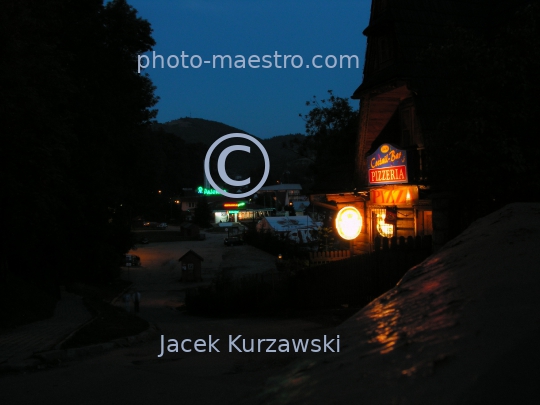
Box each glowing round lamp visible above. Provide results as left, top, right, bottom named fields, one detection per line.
left=336, top=206, right=363, bottom=240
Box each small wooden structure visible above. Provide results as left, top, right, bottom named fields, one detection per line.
left=179, top=250, right=203, bottom=282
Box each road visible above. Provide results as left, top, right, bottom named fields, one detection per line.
left=0, top=232, right=336, bottom=404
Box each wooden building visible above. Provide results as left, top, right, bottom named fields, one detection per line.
left=348, top=0, right=491, bottom=251
left=179, top=250, right=203, bottom=282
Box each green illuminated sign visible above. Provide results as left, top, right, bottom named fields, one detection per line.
left=228, top=210, right=239, bottom=214
left=197, top=186, right=223, bottom=195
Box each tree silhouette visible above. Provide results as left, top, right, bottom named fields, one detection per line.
left=1, top=0, right=158, bottom=289
left=287, top=91, right=359, bottom=192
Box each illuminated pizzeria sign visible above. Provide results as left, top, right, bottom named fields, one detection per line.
left=370, top=186, right=418, bottom=205
left=367, top=144, right=408, bottom=185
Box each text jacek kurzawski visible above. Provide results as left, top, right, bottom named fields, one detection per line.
left=157, top=334, right=340, bottom=357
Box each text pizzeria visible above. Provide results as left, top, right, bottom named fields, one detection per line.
left=369, top=166, right=407, bottom=183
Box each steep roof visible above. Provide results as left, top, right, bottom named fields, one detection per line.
left=256, top=202, right=540, bottom=403
left=353, top=0, right=487, bottom=98
left=178, top=249, right=204, bottom=262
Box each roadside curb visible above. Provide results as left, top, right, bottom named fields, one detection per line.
left=0, top=323, right=160, bottom=374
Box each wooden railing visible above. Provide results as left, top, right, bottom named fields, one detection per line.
left=309, top=250, right=351, bottom=265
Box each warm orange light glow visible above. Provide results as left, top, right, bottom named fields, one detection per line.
left=224, top=203, right=239, bottom=208
left=376, top=213, right=394, bottom=238
left=367, top=300, right=401, bottom=355
left=335, top=206, right=363, bottom=240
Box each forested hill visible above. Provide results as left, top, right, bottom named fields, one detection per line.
left=153, top=117, right=252, bottom=145
left=151, top=117, right=310, bottom=187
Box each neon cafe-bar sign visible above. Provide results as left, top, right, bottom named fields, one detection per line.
left=367, top=144, right=408, bottom=185
left=224, top=202, right=246, bottom=209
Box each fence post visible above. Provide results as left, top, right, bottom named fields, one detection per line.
left=382, top=237, right=389, bottom=251
left=374, top=236, right=381, bottom=252
left=391, top=236, right=398, bottom=251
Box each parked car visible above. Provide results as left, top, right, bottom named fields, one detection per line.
left=224, top=236, right=243, bottom=246
left=156, top=222, right=168, bottom=229
left=124, top=254, right=141, bottom=266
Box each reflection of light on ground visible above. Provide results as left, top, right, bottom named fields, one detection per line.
left=289, top=377, right=306, bottom=386
left=420, top=280, right=440, bottom=293
left=128, top=246, right=170, bottom=267
left=367, top=301, right=401, bottom=354
left=128, top=240, right=225, bottom=273
left=366, top=269, right=462, bottom=356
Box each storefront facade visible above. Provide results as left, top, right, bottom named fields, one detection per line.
left=362, top=143, right=433, bottom=248
left=213, top=201, right=275, bottom=224
left=345, top=0, right=466, bottom=252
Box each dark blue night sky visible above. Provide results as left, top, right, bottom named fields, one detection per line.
left=128, top=0, right=371, bottom=138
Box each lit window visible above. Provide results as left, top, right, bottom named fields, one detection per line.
left=373, top=208, right=394, bottom=238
